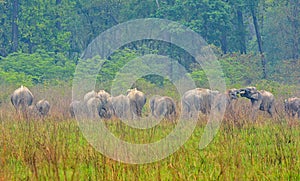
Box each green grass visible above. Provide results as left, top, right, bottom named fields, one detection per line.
left=1, top=116, right=300, bottom=180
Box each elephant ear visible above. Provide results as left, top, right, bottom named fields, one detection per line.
left=251, top=92, right=259, bottom=100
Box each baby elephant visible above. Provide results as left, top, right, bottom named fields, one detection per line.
left=284, top=97, right=300, bottom=119
left=34, top=99, right=50, bottom=117
left=36, top=99, right=50, bottom=116
left=150, top=96, right=176, bottom=121
left=28, top=99, right=50, bottom=119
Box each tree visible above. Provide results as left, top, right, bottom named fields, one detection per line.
left=249, top=0, right=267, bottom=78
left=262, top=0, right=300, bottom=62
left=288, top=0, right=300, bottom=59
left=0, top=1, right=11, bottom=56
left=11, top=0, right=19, bottom=52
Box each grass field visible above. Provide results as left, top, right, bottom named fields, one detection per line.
left=1, top=114, right=300, bottom=180
left=1, top=86, right=300, bottom=180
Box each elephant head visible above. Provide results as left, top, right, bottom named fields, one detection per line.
left=213, top=88, right=240, bottom=113
left=239, top=86, right=275, bottom=119
left=239, top=87, right=260, bottom=100
left=227, top=88, right=239, bottom=100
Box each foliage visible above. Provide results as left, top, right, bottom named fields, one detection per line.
left=0, top=51, right=75, bottom=85
left=0, top=0, right=299, bottom=90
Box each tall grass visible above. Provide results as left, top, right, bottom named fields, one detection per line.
left=1, top=85, right=300, bottom=180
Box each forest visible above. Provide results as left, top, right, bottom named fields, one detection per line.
left=0, top=0, right=299, bottom=89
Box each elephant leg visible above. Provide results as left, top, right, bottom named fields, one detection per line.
left=292, top=111, right=296, bottom=118
left=181, top=101, right=190, bottom=118
left=132, top=103, right=138, bottom=118
left=267, top=106, right=274, bottom=118
left=137, top=105, right=143, bottom=117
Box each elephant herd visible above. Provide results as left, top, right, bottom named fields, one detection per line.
left=70, top=88, right=157, bottom=120
left=8, top=85, right=300, bottom=121
left=10, top=85, right=50, bottom=118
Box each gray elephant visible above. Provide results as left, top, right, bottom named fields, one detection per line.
left=81, top=90, right=98, bottom=117
left=36, top=99, right=50, bottom=117
left=86, top=96, right=103, bottom=119
left=11, top=85, right=34, bottom=115
left=181, top=88, right=219, bottom=117
left=127, top=88, right=146, bottom=118
left=150, top=95, right=176, bottom=120
left=83, top=90, right=98, bottom=103
left=214, top=88, right=240, bottom=112
left=284, top=97, right=300, bottom=119
left=98, top=90, right=110, bottom=102
left=69, top=100, right=83, bottom=118
left=81, top=90, right=112, bottom=119
left=97, top=90, right=112, bottom=118
left=109, top=94, right=132, bottom=120
left=239, top=87, right=275, bottom=119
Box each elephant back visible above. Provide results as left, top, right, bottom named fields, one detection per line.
left=11, top=85, right=34, bottom=110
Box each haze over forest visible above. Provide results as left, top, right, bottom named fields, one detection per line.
left=0, top=0, right=299, bottom=87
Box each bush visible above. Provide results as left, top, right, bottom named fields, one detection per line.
left=0, top=50, right=75, bottom=85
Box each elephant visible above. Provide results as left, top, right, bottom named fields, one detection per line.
left=36, top=99, right=50, bottom=117
left=109, top=94, right=132, bottom=120
left=27, top=99, right=50, bottom=118
left=284, top=97, right=300, bottom=119
left=86, top=96, right=103, bottom=119
left=81, top=90, right=112, bottom=119
left=69, top=100, right=83, bottom=118
left=239, top=87, right=275, bottom=119
left=97, top=90, right=112, bottom=118
left=81, top=90, right=98, bottom=117
left=181, top=88, right=219, bottom=117
left=127, top=88, right=146, bottom=118
left=11, top=85, right=34, bottom=116
left=150, top=95, right=176, bottom=120
left=83, top=90, right=98, bottom=103
left=214, top=88, right=240, bottom=112
left=98, top=90, right=110, bottom=103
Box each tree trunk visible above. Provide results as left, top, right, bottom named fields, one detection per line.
left=11, top=0, right=19, bottom=52
left=289, top=0, right=299, bottom=60
left=56, top=0, right=62, bottom=30
left=220, top=32, right=227, bottom=54
left=251, top=6, right=267, bottom=79
left=156, top=0, right=160, bottom=8
left=237, top=9, right=247, bottom=54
